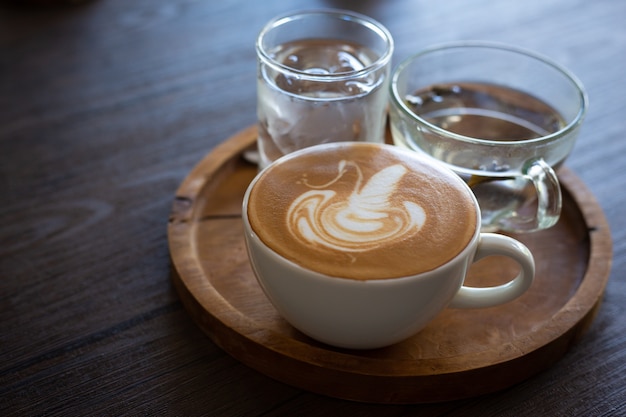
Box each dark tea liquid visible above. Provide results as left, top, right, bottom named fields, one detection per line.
left=404, top=82, right=565, bottom=141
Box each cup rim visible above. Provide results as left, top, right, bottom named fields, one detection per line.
left=389, top=40, right=589, bottom=146
left=242, top=142, right=482, bottom=284
left=256, top=9, right=394, bottom=82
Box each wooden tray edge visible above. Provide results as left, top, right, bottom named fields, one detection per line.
left=167, top=126, right=613, bottom=403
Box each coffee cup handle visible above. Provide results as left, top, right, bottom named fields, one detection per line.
left=448, top=233, right=535, bottom=309
left=499, top=158, right=562, bottom=232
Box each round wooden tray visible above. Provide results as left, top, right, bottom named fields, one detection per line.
left=167, top=125, right=612, bottom=404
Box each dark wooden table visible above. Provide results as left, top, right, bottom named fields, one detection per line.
left=2, top=0, right=624, bottom=415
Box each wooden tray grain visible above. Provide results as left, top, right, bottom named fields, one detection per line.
left=167, top=125, right=612, bottom=404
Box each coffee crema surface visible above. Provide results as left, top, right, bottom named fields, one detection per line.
left=247, top=143, right=477, bottom=280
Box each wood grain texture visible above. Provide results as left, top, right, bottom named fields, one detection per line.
left=168, top=126, right=611, bottom=404
left=1, top=0, right=625, bottom=415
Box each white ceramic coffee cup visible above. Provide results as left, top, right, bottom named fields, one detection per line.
left=242, top=143, right=535, bottom=349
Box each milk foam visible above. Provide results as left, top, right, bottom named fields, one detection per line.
left=286, top=161, right=426, bottom=253
left=247, top=143, right=477, bottom=280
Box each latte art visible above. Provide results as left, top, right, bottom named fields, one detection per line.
left=247, top=142, right=477, bottom=280
left=287, top=162, right=426, bottom=253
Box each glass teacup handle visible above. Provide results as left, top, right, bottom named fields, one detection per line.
left=499, top=158, right=562, bottom=232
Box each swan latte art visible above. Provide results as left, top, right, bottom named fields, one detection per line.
left=247, top=143, right=477, bottom=280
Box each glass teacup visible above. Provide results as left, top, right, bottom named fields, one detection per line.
left=389, top=41, right=588, bottom=232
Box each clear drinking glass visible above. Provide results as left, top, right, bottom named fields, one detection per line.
left=256, top=9, right=394, bottom=169
left=389, top=42, right=588, bottom=232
